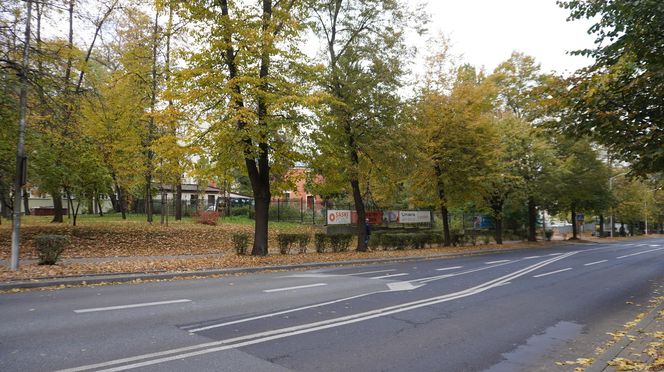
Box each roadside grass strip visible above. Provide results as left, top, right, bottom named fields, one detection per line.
left=57, top=251, right=577, bottom=372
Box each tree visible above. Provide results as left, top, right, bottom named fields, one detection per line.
left=553, top=138, right=611, bottom=239
left=410, top=65, right=497, bottom=246
left=558, top=0, right=664, bottom=176
left=309, top=0, right=426, bottom=251
left=180, top=1, right=312, bottom=255
left=492, top=52, right=552, bottom=241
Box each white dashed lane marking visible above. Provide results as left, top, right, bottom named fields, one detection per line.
left=263, top=283, right=327, bottom=293
left=533, top=268, right=572, bottom=278
left=436, top=266, right=463, bottom=271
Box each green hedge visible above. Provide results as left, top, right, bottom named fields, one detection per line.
left=231, top=232, right=250, bottom=255
left=313, top=233, right=353, bottom=253
left=276, top=233, right=311, bottom=254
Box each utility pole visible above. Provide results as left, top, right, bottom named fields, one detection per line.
left=11, top=0, right=32, bottom=271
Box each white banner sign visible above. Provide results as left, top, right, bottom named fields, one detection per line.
left=398, top=210, right=431, bottom=223
left=327, top=209, right=352, bottom=225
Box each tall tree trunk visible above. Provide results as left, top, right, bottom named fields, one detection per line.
left=22, top=187, right=30, bottom=215
left=434, top=166, right=451, bottom=246
left=441, top=205, right=451, bottom=246
left=494, top=216, right=503, bottom=244
left=527, top=197, right=537, bottom=241
left=571, top=205, right=578, bottom=240
left=598, top=214, right=604, bottom=237
left=175, top=183, right=182, bottom=220
left=351, top=177, right=367, bottom=252
left=51, top=190, right=64, bottom=223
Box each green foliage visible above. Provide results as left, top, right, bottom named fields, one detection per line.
left=328, top=234, right=353, bottom=253
left=314, top=233, right=328, bottom=253
left=276, top=233, right=311, bottom=255
left=34, top=234, right=68, bottom=265
left=558, top=0, right=664, bottom=175
left=231, top=232, right=249, bottom=255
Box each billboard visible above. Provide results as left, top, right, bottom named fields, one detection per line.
left=398, top=211, right=431, bottom=223
left=326, top=209, right=352, bottom=225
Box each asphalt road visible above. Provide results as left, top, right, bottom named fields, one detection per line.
left=1, top=238, right=663, bottom=372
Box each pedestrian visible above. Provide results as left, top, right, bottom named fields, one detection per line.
left=365, top=217, right=371, bottom=246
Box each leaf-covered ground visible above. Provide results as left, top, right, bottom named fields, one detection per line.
left=0, top=218, right=559, bottom=282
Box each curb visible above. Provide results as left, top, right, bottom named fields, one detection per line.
left=585, top=299, right=664, bottom=372
left=0, top=243, right=582, bottom=290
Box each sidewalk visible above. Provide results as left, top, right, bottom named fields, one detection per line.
left=585, top=295, right=664, bottom=372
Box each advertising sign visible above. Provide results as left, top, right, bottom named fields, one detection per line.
left=398, top=211, right=431, bottom=223
left=327, top=209, right=352, bottom=225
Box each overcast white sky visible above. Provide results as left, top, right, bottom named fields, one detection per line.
left=417, top=0, right=597, bottom=75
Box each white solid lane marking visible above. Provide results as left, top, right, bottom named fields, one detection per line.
left=263, top=283, right=327, bottom=293
left=533, top=268, right=572, bottom=278
left=347, top=269, right=396, bottom=276
left=548, top=253, right=563, bottom=256
left=485, top=260, right=510, bottom=264
left=584, top=260, right=608, bottom=266
left=617, top=247, right=664, bottom=259
left=649, top=244, right=660, bottom=247
left=61, top=252, right=579, bottom=372
left=523, top=256, right=541, bottom=260
left=59, top=252, right=578, bottom=372
left=74, top=299, right=191, bottom=314
left=435, top=266, right=463, bottom=271
left=369, top=273, right=409, bottom=280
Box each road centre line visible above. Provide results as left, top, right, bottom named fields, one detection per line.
left=263, top=283, right=327, bottom=293
left=73, top=299, right=191, bottom=314
left=533, top=268, right=572, bottom=278
left=347, top=269, right=396, bottom=276
left=369, top=273, right=409, bottom=280
left=617, top=247, right=664, bottom=259
left=548, top=253, right=563, bottom=256
left=650, top=244, right=661, bottom=247
left=584, top=260, right=608, bottom=266
left=485, top=260, right=510, bottom=264
left=523, top=256, right=541, bottom=260
left=435, top=266, right=463, bottom=271
left=59, top=252, right=578, bottom=372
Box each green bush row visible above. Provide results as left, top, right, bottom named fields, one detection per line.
left=231, top=232, right=250, bottom=254
left=277, top=233, right=311, bottom=254
left=314, top=233, right=353, bottom=253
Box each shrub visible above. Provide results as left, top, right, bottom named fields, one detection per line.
left=231, top=232, right=249, bottom=255
left=544, top=229, right=554, bottom=241
left=277, top=234, right=296, bottom=255
left=315, top=233, right=328, bottom=253
left=35, top=235, right=68, bottom=265
left=296, top=234, right=310, bottom=254
left=194, top=211, right=220, bottom=225
left=468, top=233, right=478, bottom=246
left=229, top=205, right=253, bottom=217
left=329, top=234, right=353, bottom=252
left=482, top=235, right=491, bottom=245
left=368, top=233, right=385, bottom=250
